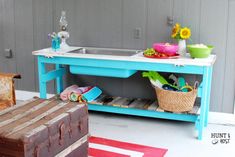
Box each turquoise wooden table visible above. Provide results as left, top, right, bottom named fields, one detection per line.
left=33, top=47, right=216, bottom=140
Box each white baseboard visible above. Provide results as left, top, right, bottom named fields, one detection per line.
left=208, top=112, right=235, bottom=125
left=15, top=90, right=235, bottom=125
left=16, top=90, right=55, bottom=100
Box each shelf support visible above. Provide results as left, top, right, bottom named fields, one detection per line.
left=55, top=64, right=64, bottom=94
left=38, top=56, right=47, bottom=99
left=197, top=66, right=211, bottom=140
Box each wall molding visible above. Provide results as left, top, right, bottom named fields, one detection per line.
left=16, top=90, right=55, bottom=100
left=15, top=90, right=235, bottom=126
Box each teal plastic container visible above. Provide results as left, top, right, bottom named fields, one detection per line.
left=70, top=65, right=137, bottom=78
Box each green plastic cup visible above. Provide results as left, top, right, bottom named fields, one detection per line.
left=187, top=45, right=214, bottom=58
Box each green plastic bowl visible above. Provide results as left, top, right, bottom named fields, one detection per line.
left=187, top=45, right=214, bottom=58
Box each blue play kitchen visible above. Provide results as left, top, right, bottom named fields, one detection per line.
left=33, top=12, right=216, bottom=140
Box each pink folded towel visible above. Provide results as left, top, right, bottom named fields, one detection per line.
left=60, top=85, right=78, bottom=101
left=60, top=85, right=92, bottom=101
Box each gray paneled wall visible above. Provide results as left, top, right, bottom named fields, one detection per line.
left=0, top=0, right=17, bottom=74
left=0, top=0, right=55, bottom=93
left=14, top=0, right=35, bottom=91
left=200, top=0, right=229, bottom=113
left=0, top=0, right=234, bottom=113
left=146, top=0, right=173, bottom=47
left=222, top=0, right=235, bottom=113
left=33, top=0, right=55, bottom=93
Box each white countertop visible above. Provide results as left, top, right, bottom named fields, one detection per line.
left=32, top=47, right=216, bottom=67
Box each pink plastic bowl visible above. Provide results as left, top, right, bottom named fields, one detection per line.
left=153, top=43, right=179, bottom=56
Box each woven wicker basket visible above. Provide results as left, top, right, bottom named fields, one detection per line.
left=154, top=85, right=198, bottom=112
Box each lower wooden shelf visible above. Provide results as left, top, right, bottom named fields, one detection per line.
left=88, top=95, right=199, bottom=123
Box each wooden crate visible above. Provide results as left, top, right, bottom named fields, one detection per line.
left=0, top=97, right=88, bottom=157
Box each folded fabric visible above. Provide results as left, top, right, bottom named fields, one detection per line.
left=60, top=85, right=79, bottom=101
left=60, top=85, right=93, bottom=101
left=68, top=86, right=93, bottom=102
left=70, top=86, right=92, bottom=95
left=69, top=92, right=81, bottom=102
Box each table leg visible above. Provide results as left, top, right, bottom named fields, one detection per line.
left=204, top=67, right=213, bottom=127
left=38, top=57, right=47, bottom=99
left=56, top=64, right=64, bottom=94
left=198, top=67, right=210, bottom=140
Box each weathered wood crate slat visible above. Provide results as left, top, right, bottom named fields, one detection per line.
left=0, top=97, right=88, bottom=157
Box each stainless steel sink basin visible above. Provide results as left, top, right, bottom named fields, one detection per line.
left=68, top=47, right=140, bottom=56
left=68, top=47, right=141, bottom=78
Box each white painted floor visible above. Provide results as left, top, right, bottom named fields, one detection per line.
left=89, top=111, right=235, bottom=157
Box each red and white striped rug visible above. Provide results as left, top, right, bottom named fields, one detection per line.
left=89, top=136, right=167, bottom=157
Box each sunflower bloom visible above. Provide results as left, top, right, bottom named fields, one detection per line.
left=180, top=27, right=191, bottom=39
left=171, top=23, right=180, bottom=38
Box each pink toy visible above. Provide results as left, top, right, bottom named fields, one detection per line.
left=153, top=43, right=179, bottom=56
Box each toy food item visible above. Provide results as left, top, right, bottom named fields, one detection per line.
left=144, top=48, right=156, bottom=56
left=190, top=44, right=208, bottom=48
left=155, top=52, right=168, bottom=58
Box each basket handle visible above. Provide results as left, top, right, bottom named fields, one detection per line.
left=180, top=81, right=199, bottom=91
left=180, top=85, right=193, bottom=91
left=194, top=81, right=199, bottom=89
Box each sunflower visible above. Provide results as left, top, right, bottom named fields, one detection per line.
left=171, top=23, right=180, bottom=38
left=180, top=27, right=191, bottom=39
